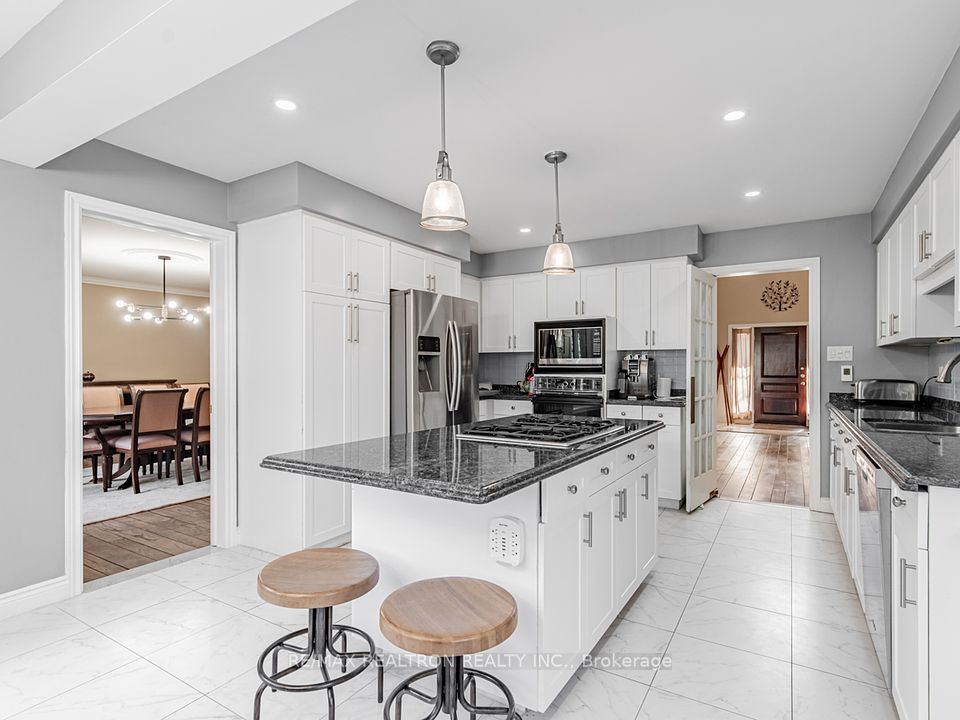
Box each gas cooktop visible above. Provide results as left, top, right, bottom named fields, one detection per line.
left=456, top=414, right=624, bottom=448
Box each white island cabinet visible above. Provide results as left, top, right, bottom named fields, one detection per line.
left=348, top=431, right=660, bottom=713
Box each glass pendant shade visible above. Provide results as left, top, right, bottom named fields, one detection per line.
left=420, top=178, right=467, bottom=231
left=543, top=239, right=575, bottom=274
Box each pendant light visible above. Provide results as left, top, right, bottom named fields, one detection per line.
left=542, top=150, right=575, bottom=274
left=420, top=40, right=467, bottom=231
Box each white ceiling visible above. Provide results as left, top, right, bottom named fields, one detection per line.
left=0, top=0, right=62, bottom=58
left=81, top=217, right=210, bottom=293
left=102, top=0, right=960, bottom=253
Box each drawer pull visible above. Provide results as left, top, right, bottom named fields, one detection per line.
left=600, top=466, right=610, bottom=476
left=620, top=411, right=626, bottom=417
left=892, top=496, right=906, bottom=508
left=567, top=484, right=578, bottom=495
left=648, top=443, right=655, bottom=450
left=844, top=437, right=852, bottom=444
left=658, top=413, right=664, bottom=418
left=627, top=453, right=636, bottom=461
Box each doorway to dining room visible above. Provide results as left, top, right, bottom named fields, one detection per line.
left=66, top=194, right=238, bottom=592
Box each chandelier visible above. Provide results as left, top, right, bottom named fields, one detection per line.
left=114, top=255, right=209, bottom=325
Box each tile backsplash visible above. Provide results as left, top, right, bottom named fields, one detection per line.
left=479, top=353, right=534, bottom=386
left=928, top=342, right=960, bottom=402
left=619, top=349, right=687, bottom=391
left=479, top=349, right=688, bottom=391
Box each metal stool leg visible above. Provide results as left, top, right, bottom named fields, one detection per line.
left=383, top=657, right=515, bottom=720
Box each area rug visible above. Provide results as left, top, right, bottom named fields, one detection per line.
left=83, top=461, right=210, bottom=524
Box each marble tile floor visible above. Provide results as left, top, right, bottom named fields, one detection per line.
left=0, top=499, right=897, bottom=719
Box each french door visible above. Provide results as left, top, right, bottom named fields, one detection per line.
left=686, top=266, right=719, bottom=511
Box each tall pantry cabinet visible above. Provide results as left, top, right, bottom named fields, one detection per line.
left=238, top=210, right=389, bottom=555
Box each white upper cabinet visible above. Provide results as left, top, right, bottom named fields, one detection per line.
left=546, top=267, right=617, bottom=319
left=616, top=259, right=686, bottom=350
left=303, top=214, right=390, bottom=304
left=480, top=277, right=514, bottom=353
left=480, top=273, right=546, bottom=352
left=649, top=261, right=686, bottom=349
left=877, top=230, right=892, bottom=344
left=929, top=137, right=957, bottom=272
left=513, top=273, right=548, bottom=351
left=616, top=263, right=651, bottom=349
left=546, top=274, right=581, bottom=319
left=390, top=242, right=462, bottom=296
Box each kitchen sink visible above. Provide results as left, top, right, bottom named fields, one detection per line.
left=867, top=421, right=960, bottom=435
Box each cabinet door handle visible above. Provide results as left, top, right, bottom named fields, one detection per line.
left=583, top=512, right=593, bottom=547
left=899, top=558, right=917, bottom=608
left=891, top=314, right=899, bottom=334
left=574, top=299, right=579, bottom=316
left=581, top=299, right=585, bottom=315
left=645, top=330, right=649, bottom=346
left=355, top=272, right=360, bottom=293
left=922, top=231, right=932, bottom=259
left=347, top=303, right=353, bottom=342
left=615, top=489, right=623, bottom=521
left=354, top=304, right=359, bottom=342
left=346, top=272, right=353, bottom=292
left=513, top=334, right=517, bottom=348
left=641, top=473, right=650, bottom=500
left=844, top=468, right=854, bottom=495
left=879, top=319, right=886, bottom=339
left=652, top=329, right=656, bottom=346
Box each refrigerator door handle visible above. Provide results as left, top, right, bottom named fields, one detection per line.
left=445, top=321, right=456, bottom=412
left=452, top=321, right=463, bottom=411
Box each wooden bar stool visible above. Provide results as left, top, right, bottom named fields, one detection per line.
left=254, top=548, right=384, bottom=720
left=380, top=577, right=518, bottom=719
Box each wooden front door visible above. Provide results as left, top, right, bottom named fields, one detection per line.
left=753, top=326, right=807, bottom=425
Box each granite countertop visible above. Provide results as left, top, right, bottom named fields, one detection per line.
left=606, top=393, right=686, bottom=408
left=261, top=416, right=664, bottom=504
left=827, top=394, right=960, bottom=491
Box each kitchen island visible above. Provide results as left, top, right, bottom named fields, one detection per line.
left=262, top=415, right=663, bottom=712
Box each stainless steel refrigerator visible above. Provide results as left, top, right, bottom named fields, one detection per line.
left=390, top=289, right=479, bottom=433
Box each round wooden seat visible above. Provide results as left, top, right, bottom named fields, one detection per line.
left=257, top=548, right=379, bottom=609
left=380, top=577, right=517, bottom=657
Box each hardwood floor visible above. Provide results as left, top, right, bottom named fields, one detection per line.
left=82, top=497, right=210, bottom=583
left=715, top=430, right=809, bottom=506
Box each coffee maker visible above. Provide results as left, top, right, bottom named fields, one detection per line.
left=622, top=354, right=656, bottom=399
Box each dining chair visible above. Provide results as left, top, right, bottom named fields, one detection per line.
left=179, top=383, right=208, bottom=412
left=179, top=386, right=211, bottom=483
left=83, top=436, right=102, bottom=485
left=106, top=388, right=187, bottom=493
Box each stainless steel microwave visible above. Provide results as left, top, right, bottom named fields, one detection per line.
left=534, top=318, right=607, bottom=374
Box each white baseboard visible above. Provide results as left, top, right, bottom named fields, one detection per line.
left=0, top=575, right=72, bottom=621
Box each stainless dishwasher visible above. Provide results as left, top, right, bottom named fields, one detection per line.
left=855, top=445, right=891, bottom=689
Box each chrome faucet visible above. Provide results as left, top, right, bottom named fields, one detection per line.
left=936, top=350, right=960, bottom=383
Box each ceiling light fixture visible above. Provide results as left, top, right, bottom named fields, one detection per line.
left=744, top=189, right=762, bottom=198
left=420, top=40, right=467, bottom=231
left=723, top=109, right=746, bottom=122
left=115, top=255, right=205, bottom=326
left=519, top=227, right=532, bottom=233
left=542, top=150, right=575, bottom=275
left=274, top=98, right=297, bottom=111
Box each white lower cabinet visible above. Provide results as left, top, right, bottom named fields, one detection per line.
left=582, top=485, right=615, bottom=644
left=493, top=398, right=532, bottom=417
left=892, top=484, right=921, bottom=720
left=606, top=404, right=682, bottom=505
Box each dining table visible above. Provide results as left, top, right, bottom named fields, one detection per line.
left=83, top=405, right=194, bottom=490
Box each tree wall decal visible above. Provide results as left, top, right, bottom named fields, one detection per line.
left=761, top=280, right=800, bottom=312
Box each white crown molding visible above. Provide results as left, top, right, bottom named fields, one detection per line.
left=81, top=275, right=209, bottom=298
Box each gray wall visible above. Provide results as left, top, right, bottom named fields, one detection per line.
left=872, top=45, right=960, bottom=242
left=0, top=140, right=229, bottom=595
left=227, top=162, right=471, bottom=261
left=699, top=214, right=931, bottom=495
left=475, top=225, right=702, bottom=277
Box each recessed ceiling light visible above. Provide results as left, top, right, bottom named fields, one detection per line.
left=723, top=109, right=746, bottom=122
left=274, top=99, right=297, bottom=111
left=744, top=189, right=762, bottom=198
left=519, top=227, right=532, bottom=233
